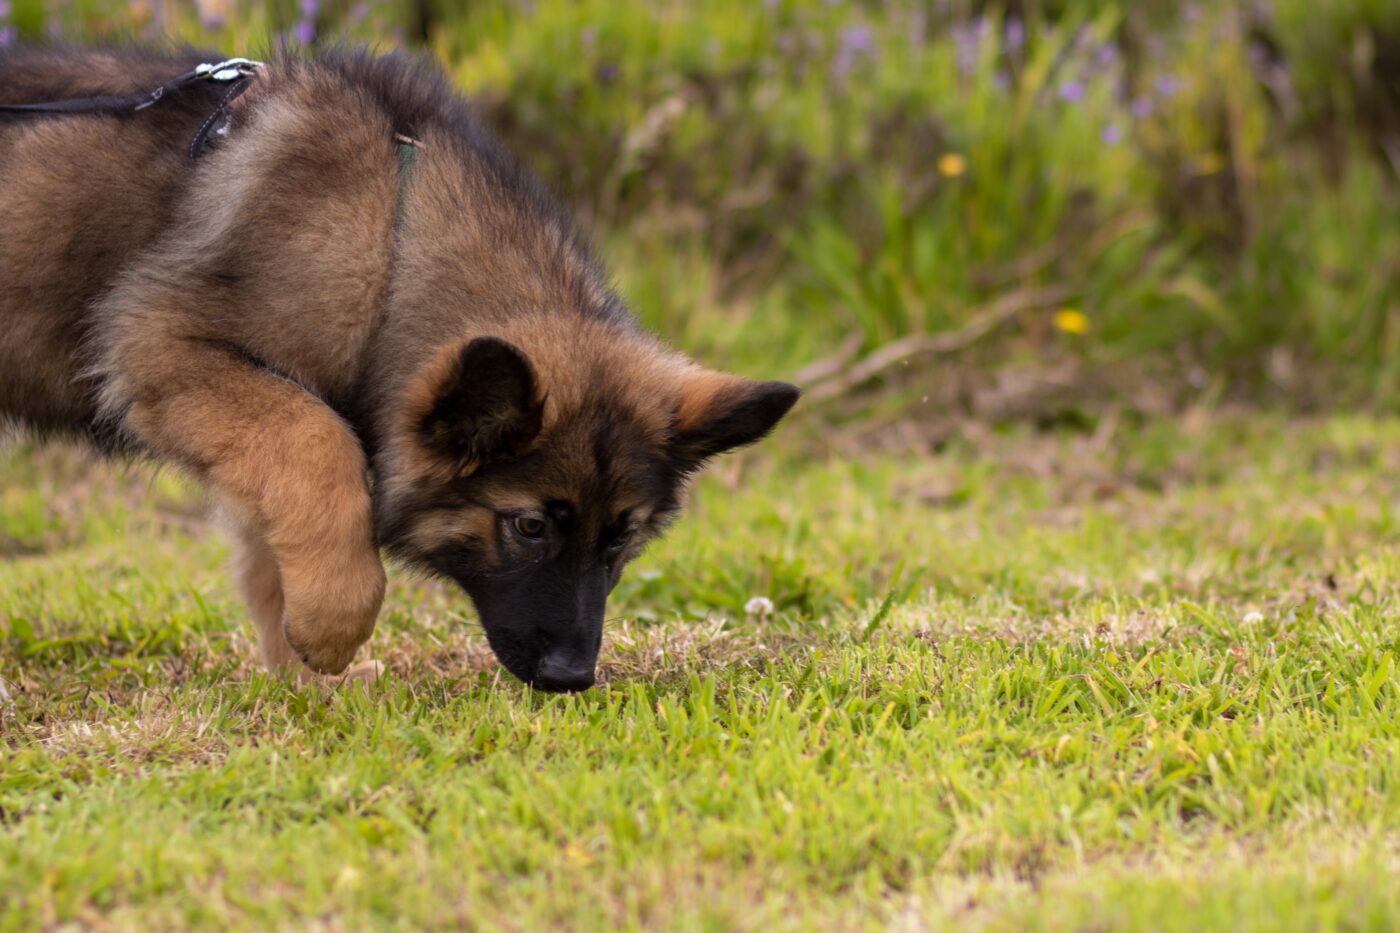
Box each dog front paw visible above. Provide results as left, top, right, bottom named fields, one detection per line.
left=286, top=627, right=362, bottom=675
left=282, top=557, right=387, bottom=674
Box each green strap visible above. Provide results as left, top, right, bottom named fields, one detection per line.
left=395, top=138, right=419, bottom=226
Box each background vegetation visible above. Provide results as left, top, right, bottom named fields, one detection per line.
left=5, top=0, right=1398, bottom=413
left=4, top=1, right=1400, bottom=929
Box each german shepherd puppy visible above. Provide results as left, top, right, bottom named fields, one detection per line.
left=0, top=46, right=798, bottom=691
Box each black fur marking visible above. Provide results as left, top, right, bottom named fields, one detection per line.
left=671, top=381, right=801, bottom=471
left=421, top=337, right=544, bottom=466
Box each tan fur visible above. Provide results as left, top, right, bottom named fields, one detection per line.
left=401, top=505, right=498, bottom=558
left=675, top=369, right=753, bottom=433
left=231, top=521, right=297, bottom=671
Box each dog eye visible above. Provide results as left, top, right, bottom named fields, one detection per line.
left=606, top=531, right=632, bottom=554
left=513, top=515, right=546, bottom=539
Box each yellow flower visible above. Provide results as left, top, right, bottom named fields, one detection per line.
left=1054, top=308, right=1090, bottom=335
left=564, top=843, right=594, bottom=867
left=937, top=153, right=967, bottom=177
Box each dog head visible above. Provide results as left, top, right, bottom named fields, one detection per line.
left=378, top=326, right=799, bottom=691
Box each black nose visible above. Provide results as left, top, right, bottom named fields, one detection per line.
left=532, top=652, right=596, bottom=693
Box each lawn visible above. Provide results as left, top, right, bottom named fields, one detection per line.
left=5, top=412, right=1400, bottom=930
left=3, top=0, right=1398, bottom=927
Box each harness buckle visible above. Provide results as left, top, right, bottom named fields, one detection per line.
left=195, top=58, right=264, bottom=82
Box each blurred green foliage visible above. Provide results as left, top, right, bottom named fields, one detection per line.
left=5, top=0, right=1399, bottom=404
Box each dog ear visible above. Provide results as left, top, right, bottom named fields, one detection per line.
left=421, top=337, right=544, bottom=467
left=669, top=370, right=800, bottom=472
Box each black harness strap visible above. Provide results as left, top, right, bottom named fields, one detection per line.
left=0, top=57, right=262, bottom=159
left=3, top=56, right=424, bottom=221
left=185, top=76, right=255, bottom=159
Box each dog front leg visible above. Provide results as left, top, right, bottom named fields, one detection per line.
left=233, top=522, right=385, bottom=683
left=106, top=336, right=385, bottom=674
left=231, top=520, right=299, bottom=673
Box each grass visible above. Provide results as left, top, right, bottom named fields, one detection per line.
left=3, top=5, right=1399, bottom=926
left=7, top=412, right=1400, bottom=929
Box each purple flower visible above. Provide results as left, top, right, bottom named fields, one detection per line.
left=1101, top=123, right=1123, bottom=145
left=351, top=1, right=370, bottom=23
left=841, top=25, right=874, bottom=55
left=1059, top=80, right=1086, bottom=103
left=196, top=0, right=227, bottom=29
left=293, top=0, right=318, bottom=43
left=952, top=23, right=980, bottom=75
left=1131, top=96, right=1153, bottom=119
left=1155, top=75, right=1181, bottom=97
left=0, top=1, right=12, bottom=18
left=0, top=26, right=13, bottom=47
left=1093, top=43, right=1119, bottom=69
left=832, top=25, right=877, bottom=78
left=908, top=10, right=926, bottom=49
left=1004, top=18, right=1025, bottom=53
